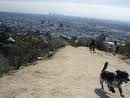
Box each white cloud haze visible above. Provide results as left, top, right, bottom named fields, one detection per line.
left=0, top=0, right=130, bottom=22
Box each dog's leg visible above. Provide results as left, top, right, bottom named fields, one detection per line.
left=100, top=79, right=104, bottom=90
left=107, top=85, right=111, bottom=91
left=118, top=87, right=124, bottom=97
left=93, top=48, right=96, bottom=53
left=93, top=48, right=95, bottom=54
left=110, top=86, right=115, bottom=93
left=89, top=48, right=91, bottom=53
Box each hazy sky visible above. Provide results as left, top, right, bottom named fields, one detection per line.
left=0, top=0, right=130, bottom=22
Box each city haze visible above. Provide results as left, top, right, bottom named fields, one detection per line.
left=0, top=0, right=130, bottom=22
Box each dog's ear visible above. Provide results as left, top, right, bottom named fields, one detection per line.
left=116, top=70, right=121, bottom=74
left=116, top=70, right=128, bottom=74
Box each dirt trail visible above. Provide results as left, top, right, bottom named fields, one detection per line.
left=0, top=46, right=130, bottom=98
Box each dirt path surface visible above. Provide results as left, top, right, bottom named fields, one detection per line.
left=0, top=46, right=130, bottom=98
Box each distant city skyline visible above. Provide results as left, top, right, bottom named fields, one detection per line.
left=0, top=0, right=130, bottom=22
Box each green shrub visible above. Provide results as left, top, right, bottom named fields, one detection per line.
left=119, top=42, right=130, bottom=58
left=96, top=40, right=107, bottom=51
left=0, top=54, right=12, bottom=76
left=69, top=40, right=87, bottom=47
left=0, top=34, right=66, bottom=76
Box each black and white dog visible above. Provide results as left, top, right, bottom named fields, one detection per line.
left=100, top=62, right=130, bottom=97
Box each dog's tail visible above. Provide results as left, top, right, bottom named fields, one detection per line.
left=102, top=62, right=108, bottom=72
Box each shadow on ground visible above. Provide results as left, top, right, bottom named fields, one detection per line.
left=94, top=88, right=111, bottom=98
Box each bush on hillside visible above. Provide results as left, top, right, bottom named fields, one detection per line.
left=96, top=40, right=107, bottom=51
left=119, top=42, right=130, bottom=58
left=0, top=54, right=12, bottom=76
left=68, top=40, right=87, bottom=47
left=0, top=34, right=66, bottom=76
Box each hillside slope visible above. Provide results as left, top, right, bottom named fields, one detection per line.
left=0, top=46, right=130, bottom=98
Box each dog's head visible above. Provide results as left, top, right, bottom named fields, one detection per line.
left=116, top=70, right=130, bottom=83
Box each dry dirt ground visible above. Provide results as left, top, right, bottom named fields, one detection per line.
left=0, top=46, right=130, bottom=98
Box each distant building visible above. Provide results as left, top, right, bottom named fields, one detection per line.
left=6, top=34, right=15, bottom=45
left=60, top=34, right=71, bottom=41
left=41, top=20, right=45, bottom=24
left=7, top=36, right=15, bottom=43
left=59, top=23, right=63, bottom=27
left=98, top=34, right=106, bottom=41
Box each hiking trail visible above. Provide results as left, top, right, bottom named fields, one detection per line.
left=0, top=46, right=130, bottom=98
